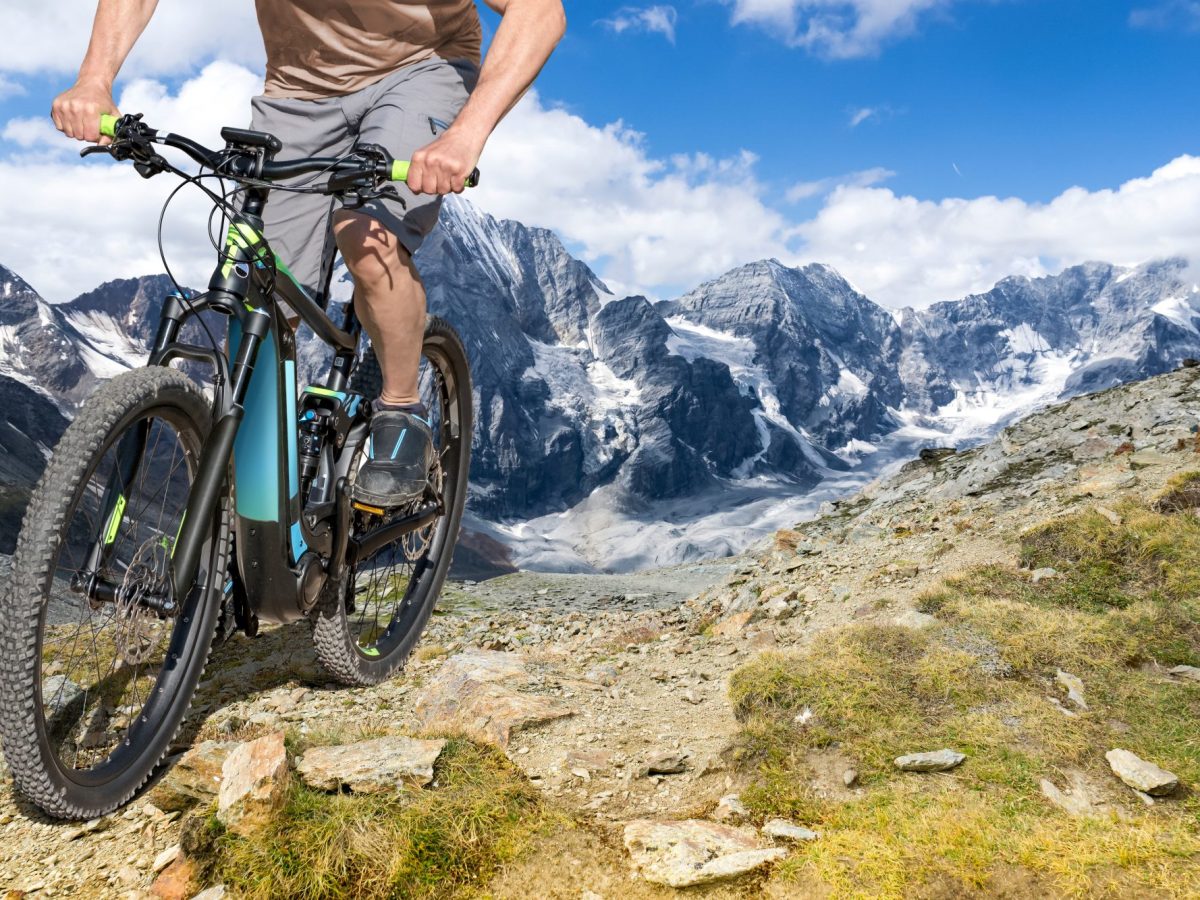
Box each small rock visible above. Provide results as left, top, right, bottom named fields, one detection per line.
left=712, top=794, right=748, bottom=822
left=623, top=819, right=786, bottom=888
left=584, top=665, right=618, bottom=687
left=640, top=751, right=689, bottom=777
left=1068, top=417, right=1095, bottom=432
left=216, top=731, right=289, bottom=836
left=1095, top=506, right=1123, bottom=526
left=413, top=651, right=573, bottom=747
left=894, top=749, right=966, bottom=773
left=1030, top=567, right=1059, bottom=584
left=297, top=736, right=446, bottom=794
left=1105, top=749, right=1179, bottom=796
left=190, top=888, right=227, bottom=900
left=1055, top=669, right=1088, bottom=710
left=793, top=707, right=815, bottom=727
left=762, top=597, right=791, bottom=620
left=1129, top=449, right=1170, bottom=469
left=1167, top=665, right=1200, bottom=682
left=148, top=854, right=196, bottom=900
left=712, top=611, right=753, bottom=638
left=842, top=769, right=858, bottom=787
left=148, top=741, right=237, bottom=812
left=762, top=819, right=819, bottom=842
left=151, top=845, right=180, bottom=874
left=1039, top=770, right=1119, bottom=819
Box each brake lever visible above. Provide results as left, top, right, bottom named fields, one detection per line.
left=80, top=145, right=114, bottom=159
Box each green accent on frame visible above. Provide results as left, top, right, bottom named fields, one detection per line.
left=303, top=385, right=346, bottom=399
left=102, top=494, right=126, bottom=545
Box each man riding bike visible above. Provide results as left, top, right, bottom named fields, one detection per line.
left=52, top=0, right=566, bottom=508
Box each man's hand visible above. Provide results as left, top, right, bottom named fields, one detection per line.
left=52, top=79, right=118, bottom=145
left=407, top=126, right=485, bottom=195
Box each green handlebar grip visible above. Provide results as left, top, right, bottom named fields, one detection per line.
left=389, top=160, right=480, bottom=189
left=99, top=114, right=118, bottom=138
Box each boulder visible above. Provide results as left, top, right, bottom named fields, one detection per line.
left=623, top=819, right=786, bottom=888
left=148, top=854, right=196, bottom=900
left=1105, top=749, right=1179, bottom=796
left=762, top=819, right=819, bottom=842
left=712, top=794, right=748, bottom=822
left=414, top=651, right=573, bottom=747
left=296, top=736, right=446, bottom=794
left=216, top=731, right=289, bottom=836
left=1055, top=669, right=1088, bottom=710
left=639, top=751, right=689, bottom=777
left=894, top=749, right=966, bottom=772
left=149, top=741, right=238, bottom=812
left=1167, top=665, right=1200, bottom=683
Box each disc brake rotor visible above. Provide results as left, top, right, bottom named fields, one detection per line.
left=113, top=536, right=173, bottom=666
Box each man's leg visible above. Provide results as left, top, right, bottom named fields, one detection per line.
left=333, top=209, right=425, bottom=406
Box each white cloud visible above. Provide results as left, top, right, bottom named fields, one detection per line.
left=1129, top=1, right=1200, bottom=31
left=0, top=76, right=27, bottom=100
left=792, top=156, right=1200, bottom=307
left=0, top=62, right=262, bottom=302
left=600, top=5, right=679, bottom=43
left=1, top=1, right=263, bottom=77
left=472, top=92, right=790, bottom=294
left=727, top=0, right=956, bottom=57
left=3, top=65, right=1199, bottom=322
left=787, top=166, right=894, bottom=201
left=848, top=107, right=877, bottom=127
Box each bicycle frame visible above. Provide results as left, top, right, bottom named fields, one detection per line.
left=146, top=184, right=364, bottom=626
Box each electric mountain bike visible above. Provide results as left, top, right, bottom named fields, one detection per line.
left=0, top=113, right=474, bottom=818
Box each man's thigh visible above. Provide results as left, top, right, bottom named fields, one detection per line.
left=249, top=94, right=355, bottom=298
left=352, top=57, right=478, bottom=258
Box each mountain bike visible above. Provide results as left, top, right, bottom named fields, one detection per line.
left=0, top=113, right=474, bottom=818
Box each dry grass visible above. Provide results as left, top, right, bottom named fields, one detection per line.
left=730, top=494, right=1200, bottom=897
left=203, top=737, right=556, bottom=900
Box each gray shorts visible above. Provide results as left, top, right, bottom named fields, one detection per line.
left=249, top=55, right=478, bottom=299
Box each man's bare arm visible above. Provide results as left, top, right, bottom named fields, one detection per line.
left=407, top=0, right=567, bottom=195
left=52, top=0, right=160, bottom=143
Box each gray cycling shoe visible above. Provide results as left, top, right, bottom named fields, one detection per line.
left=353, top=409, right=435, bottom=507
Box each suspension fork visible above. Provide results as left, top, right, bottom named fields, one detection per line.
left=170, top=307, right=271, bottom=598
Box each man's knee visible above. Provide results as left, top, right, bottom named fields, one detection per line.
left=333, top=211, right=413, bottom=290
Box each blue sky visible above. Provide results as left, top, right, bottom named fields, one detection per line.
left=521, top=0, right=1199, bottom=203
left=0, top=0, right=1197, bottom=306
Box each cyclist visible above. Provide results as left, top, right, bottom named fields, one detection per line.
left=51, top=0, right=566, bottom=507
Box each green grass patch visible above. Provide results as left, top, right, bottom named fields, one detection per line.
left=731, top=501, right=1200, bottom=897
left=209, top=737, right=555, bottom=900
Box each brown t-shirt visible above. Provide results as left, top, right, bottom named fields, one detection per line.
left=255, top=0, right=482, bottom=99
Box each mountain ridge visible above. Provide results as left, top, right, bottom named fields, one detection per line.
left=0, top=199, right=1197, bottom=566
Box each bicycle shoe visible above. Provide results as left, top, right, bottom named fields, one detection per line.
left=353, top=409, right=434, bottom=507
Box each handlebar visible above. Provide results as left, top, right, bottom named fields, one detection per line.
left=95, top=113, right=479, bottom=190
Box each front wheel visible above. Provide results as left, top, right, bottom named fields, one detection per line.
left=311, top=315, right=473, bottom=686
left=0, top=367, right=229, bottom=819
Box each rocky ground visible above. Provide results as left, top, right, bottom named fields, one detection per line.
left=3, top=366, right=1200, bottom=897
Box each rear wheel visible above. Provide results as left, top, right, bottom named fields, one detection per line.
left=310, top=315, right=472, bottom=686
left=0, top=367, right=229, bottom=819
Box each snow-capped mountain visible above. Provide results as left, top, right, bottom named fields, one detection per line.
left=1, top=199, right=1197, bottom=568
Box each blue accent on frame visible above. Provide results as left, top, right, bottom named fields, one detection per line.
left=284, top=359, right=299, bottom=500
left=290, top=521, right=308, bottom=558
left=230, top=319, right=282, bottom=523
left=346, top=395, right=362, bottom=417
